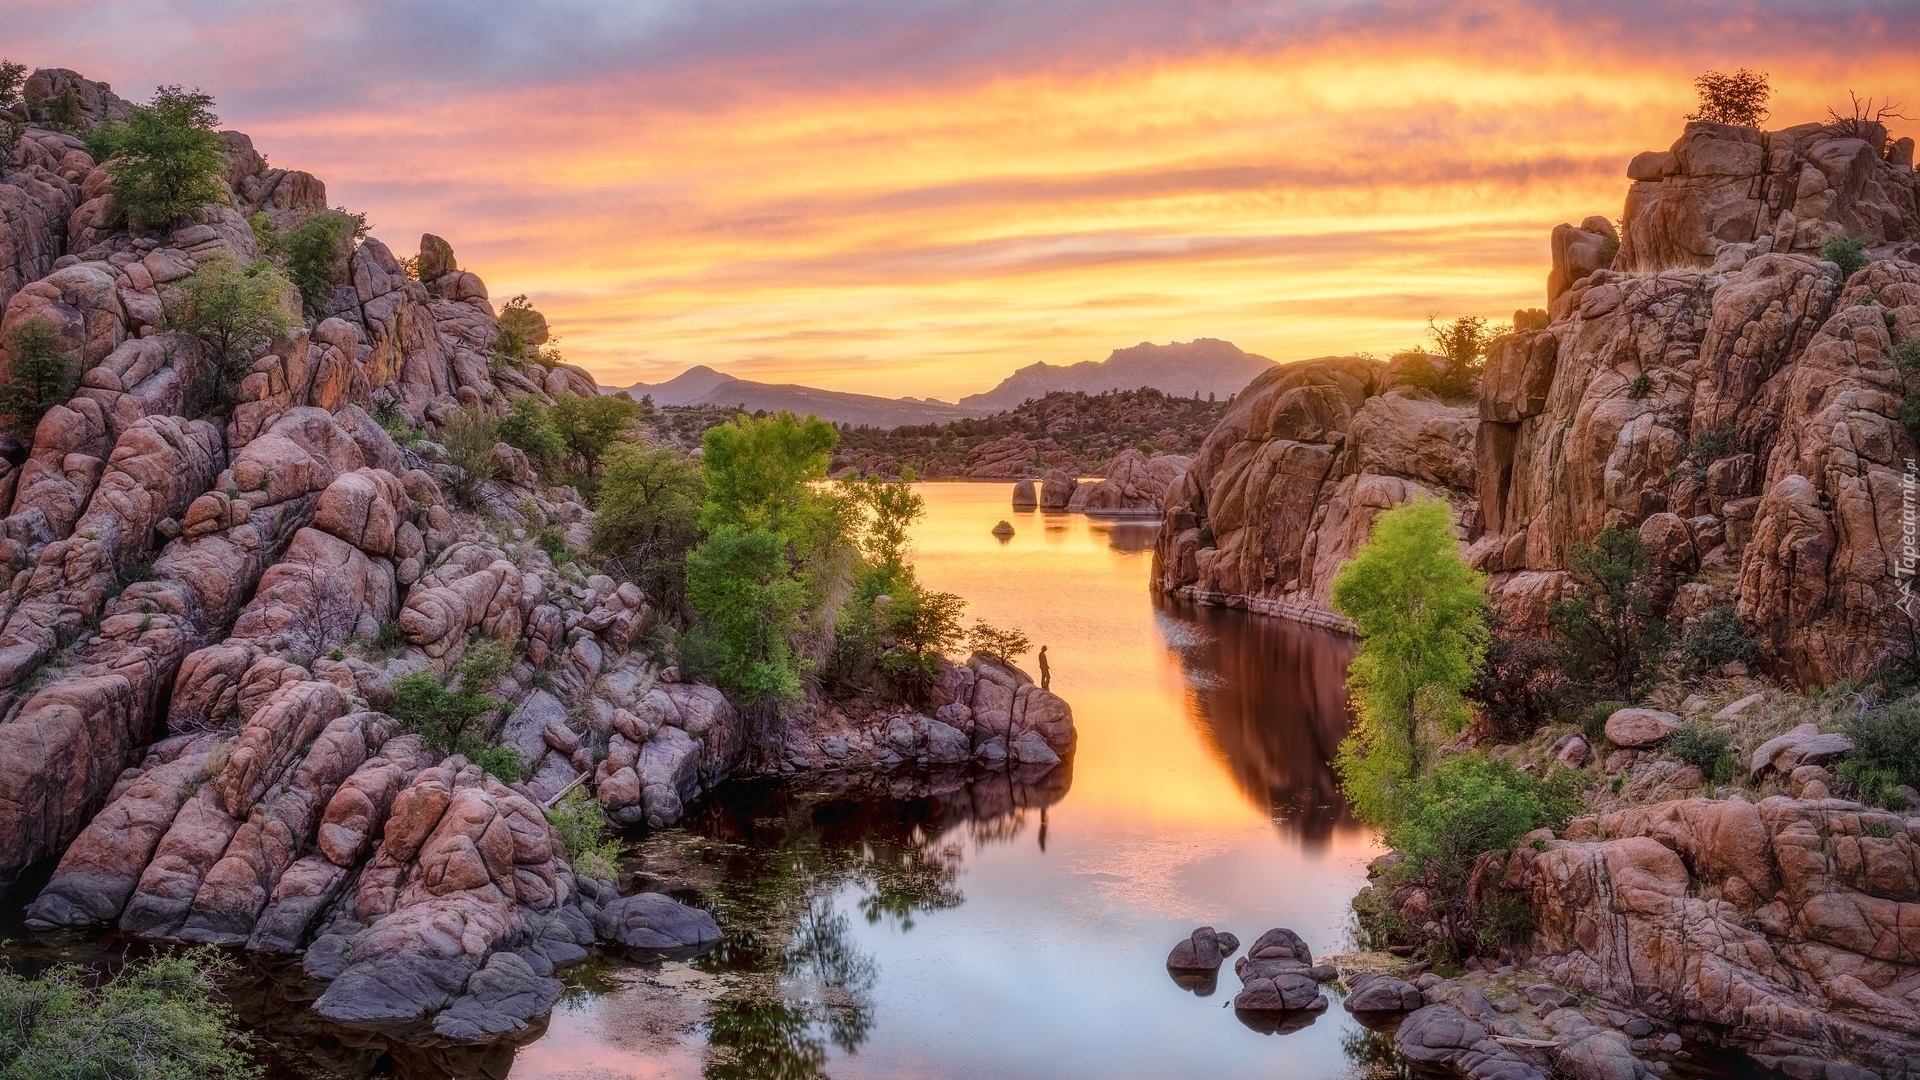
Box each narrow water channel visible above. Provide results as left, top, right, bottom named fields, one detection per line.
left=510, top=482, right=1385, bottom=1079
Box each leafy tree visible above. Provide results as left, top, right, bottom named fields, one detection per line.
left=0, top=318, right=80, bottom=427
left=496, top=395, right=565, bottom=476
left=494, top=295, right=547, bottom=363
left=277, top=209, right=362, bottom=318
left=1549, top=525, right=1669, bottom=702
left=591, top=443, right=706, bottom=609
left=549, top=392, right=639, bottom=482
left=1688, top=69, right=1771, bottom=127
left=389, top=641, right=512, bottom=771
left=872, top=581, right=967, bottom=701
left=0, top=947, right=261, bottom=1079
left=1330, top=498, right=1489, bottom=823
left=966, top=621, right=1031, bottom=663
left=437, top=406, right=498, bottom=509
left=701, top=411, right=841, bottom=536
left=844, top=472, right=924, bottom=570
left=168, top=256, right=296, bottom=415
left=685, top=525, right=809, bottom=709
left=0, top=59, right=25, bottom=160
left=88, top=85, right=226, bottom=233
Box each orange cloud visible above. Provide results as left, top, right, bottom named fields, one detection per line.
left=9, top=2, right=1918, bottom=399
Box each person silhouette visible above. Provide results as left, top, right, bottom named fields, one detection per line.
left=1038, top=644, right=1050, bottom=690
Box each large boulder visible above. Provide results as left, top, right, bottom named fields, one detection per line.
left=594, top=892, right=722, bottom=954
left=1604, top=708, right=1684, bottom=749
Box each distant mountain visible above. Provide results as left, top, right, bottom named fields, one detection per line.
left=957, top=339, right=1274, bottom=411
left=613, top=366, right=988, bottom=428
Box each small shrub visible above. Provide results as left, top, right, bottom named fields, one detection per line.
left=547, top=788, right=623, bottom=882
left=0, top=317, right=80, bottom=427
left=1865, top=820, right=1899, bottom=840
left=1668, top=722, right=1735, bottom=782
left=1679, top=605, right=1759, bottom=672
left=471, top=744, right=525, bottom=784
left=0, top=947, right=262, bottom=1079
left=966, top=621, right=1031, bottom=663
left=1195, top=522, right=1215, bottom=548
left=1839, top=701, right=1920, bottom=810
left=1821, top=235, right=1869, bottom=280
left=0, top=59, right=25, bottom=162
left=438, top=406, right=498, bottom=509
left=1687, top=69, right=1770, bottom=127
left=371, top=618, right=405, bottom=654
left=1582, top=700, right=1628, bottom=746
left=169, top=256, right=296, bottom=416
left=496, top=396, right=566, bottom=476
left=390, top=641, right=511, bottom=761
left=1686, top=426, right=1739, bottom=465
left=1550, top=526, right=1668, bottom=702
left=1626, top=373, right=1653, bottom=400
left=280, top=210, right=362, bottom=318
left=1466, top=613, right=1567, bottom=743
left=591, top=444, right=705, bottom=609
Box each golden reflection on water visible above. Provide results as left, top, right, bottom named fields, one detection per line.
left=513, top=482, right=1386, bottom=1080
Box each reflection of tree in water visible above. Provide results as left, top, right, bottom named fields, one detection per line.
left=1340, top=1017, right=1413, bottom=1079
left=1152, top=594, right=1361, bottom=848
left=665, top=767, right=1070, bottom=1079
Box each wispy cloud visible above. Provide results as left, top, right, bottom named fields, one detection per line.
left=4, top=1, right=1915, bottom=397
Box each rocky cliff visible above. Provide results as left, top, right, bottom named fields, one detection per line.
left=1153, top=116, right=1920, bottom=683
left=0, top=66, right=1076, bottom=1051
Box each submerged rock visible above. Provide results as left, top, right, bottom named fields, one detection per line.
left=595, top=892, right=722, bottom=955
left=1231, top=928, right=1333, bottom=1016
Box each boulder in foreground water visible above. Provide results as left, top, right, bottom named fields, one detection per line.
left=596, top=892, right=722, bottom=954
left=1166, top=925, right=1240, bottom=971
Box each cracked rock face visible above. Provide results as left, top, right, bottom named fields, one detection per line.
left=1153, top=118, right=1920, bottom=685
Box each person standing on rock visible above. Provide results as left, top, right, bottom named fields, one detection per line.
left=1039, top=645, right=1051, bottom=690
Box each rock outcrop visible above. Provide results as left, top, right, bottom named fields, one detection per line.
left=1496, top=796, right=1920, bottom=1078
left=1066, top=449, right=1189, bottom=514
left=1153, top=117, right=1920, bottom=684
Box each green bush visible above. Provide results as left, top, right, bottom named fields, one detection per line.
left=547, top=788, right=623, bottom=882
left=1821, top=234, right=1869, bottom=280
left=1686, top=426, right=1739, bottom=465
left=550, top=392, right=640, bottom=485
left=1688, top=68, right=1771, bottom=126
left=1667, top=722, right=1735, bottom=781
left=86, top=85, right=227, bottom=233
left=0, top=317, right=80, bottom=427
left=389, top=641, right=511, bottom=763
left=1839, top=701, right=1920, bottom=810
left=0, top=60, right=24, bottom=160
left=496, top=396, right=566, bottom=476
left=168, top=256, right=296, bottom=416
left=965, top=621, right=1031, bottom=663
left=1383, top=753, right=1583, bottom=957
left=1465, top=612, right=1567, bottom=743
left=591, top=443, right=705, bottom=610
left=1581, top=699, right=1627, bottom=746
left=684, top=525, right=808, bottom=709
left=1550, top=526, right=1668, bottom=702
left=0, top=947, right=261, bottom=1079
left=437, top=407, right=498, bottom=509
left=1626, top=373, right=1653, bottom=400
left=1679, top=605, right=1759, bottom=672
left=470, top=744, right=524, bottom=784
left=278, top=210, right=362, bottom=318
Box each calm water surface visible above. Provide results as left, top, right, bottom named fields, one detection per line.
left=512, top=482, right=1383, bottom=1079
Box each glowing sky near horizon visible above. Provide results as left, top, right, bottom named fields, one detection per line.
left=6, top=1, right=1917, bottom=399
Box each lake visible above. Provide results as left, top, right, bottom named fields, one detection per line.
left=507, top=481, right=1386, bottom=1079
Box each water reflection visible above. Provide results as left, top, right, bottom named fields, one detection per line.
left=627, top=765, right=1072, bottom=1080
left=1154, top=596, right=1360, bottom=847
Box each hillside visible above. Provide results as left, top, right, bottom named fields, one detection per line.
left=617, top=364, right=986, bottom=427
left=831, top=387, right=1227, bottom=478
left=957, top=338, right=1273, bottom=411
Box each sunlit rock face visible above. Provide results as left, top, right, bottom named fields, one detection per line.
left=1154, top=116, right=1920, bottom=685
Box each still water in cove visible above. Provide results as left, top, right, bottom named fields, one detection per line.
left=508, top=482, right=1386, bottom=1079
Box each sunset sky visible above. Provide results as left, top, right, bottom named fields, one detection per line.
left=7, top=1, right=1918, bottom=400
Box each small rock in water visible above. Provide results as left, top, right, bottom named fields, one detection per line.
left=596, top=892, right=722, bottom=956
left=991, top=519, right=1015, bottom=539
left=1166, top=925, right=1239, bottom=972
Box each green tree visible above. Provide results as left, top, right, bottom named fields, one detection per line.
left=88, top=85, right=226, bottom=233
left=1821, top=234, right=1869, bottom=279
left=496, top=396, right=565, bottom=476
left=0, top=318, right=80, bottom=428
left=685, top=525, right=809, bottom=708
left=701, top=411, right=841, bottom=536
left=1688, top=68, right=1770, bottom=126
left=844, top=471, right=924, bottom=570
left=1330, top=498, right=1489, bottom=823
left=168, top=256, right=296, bottom=415
left=0, top=60, right=25, bottom=160
left=277, top=209, right=362, bottom=318
left=591, top=443, right=706, bottom=610
left=550, top=392, right=639, bottom=482
left=965, top=621, right=1031, bottom=663
left=0, top=947, right=261, bottom=1080
left=1549, top=525, right=1669, bottom=702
